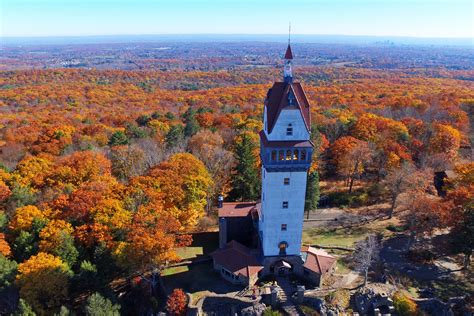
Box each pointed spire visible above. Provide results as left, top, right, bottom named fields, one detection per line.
left=284, top=44, right=293, bottom=60
left=283, top=22, right=293, bottom=83
left=285, top=22, right=293, bottom=60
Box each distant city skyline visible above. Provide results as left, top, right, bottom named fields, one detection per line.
left=1, top=0, right=473, bottom=39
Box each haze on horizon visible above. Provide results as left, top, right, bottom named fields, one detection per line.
left=1, top=0, right=473, bottom=39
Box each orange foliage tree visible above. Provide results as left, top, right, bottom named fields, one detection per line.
left=166, top=288, right=188, bottom=316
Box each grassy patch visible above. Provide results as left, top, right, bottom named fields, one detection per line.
left=302, top=226, right=369, bottom=247
left=336, top=258, right=351, bottom=274
left=162, top=265, right=189, bottom=276
left=176, top=247, right=203, bottom=260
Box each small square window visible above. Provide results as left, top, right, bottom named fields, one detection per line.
left=284, top=178, right=290, bottom=185
left=282, top=201, right=289, bottom=209
left=281, top=224, right=287, bottom=231
left=286, top=127, right=293, bottom=136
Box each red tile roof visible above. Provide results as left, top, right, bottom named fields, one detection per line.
left=265, top=82, right=311, bottom=134
left=218, top=202, right=257, bottom=218
left=284, top=44, right=293, bottom=59
left=259, top=130, right=313, bottom=148
left=211, top=241, right=263, bottom=278
left=301, top=246, right=337, bottom=275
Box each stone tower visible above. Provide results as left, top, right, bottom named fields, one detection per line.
left=258, top=43, right=313, bottom=264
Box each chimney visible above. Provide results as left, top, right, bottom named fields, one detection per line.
left=217, top=194, right=223, bottom=208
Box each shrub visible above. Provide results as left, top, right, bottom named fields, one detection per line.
left=325, top=190, right=369, bottom=208
left=393, top=291, right=419, bottom=316
left=263, top=309, right=283, bottom=316
left=166, top=288, right=188, bottom=316
left=326, top=289, right=350, bottom=310
left=386, top=224, right=408, bottom=232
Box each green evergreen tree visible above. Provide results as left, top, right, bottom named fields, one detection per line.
left=183, top=108, right=200, bottom=137
left=53, top=232, right=79, bottom=268
left=14, top=299, right=36, bottom=316
left=84, top=293, right=120, bottom=316
left=165, top=112, right=175, bottom=120
left=0, top=212, right=7, bottom=232
left=125, top=123, right=148, bottom=139
left=0, top=254, right=17, bottom=289
left=135, top=114, right=151, bottom=127
left=108, top=131, right=129, bottom=146
left=229, top=134, right=260, bottom=201
left=8, top=184, right=37, bottom=209
left=165, top=125, right=184, bottom=148
left=55, top=306, right=72, bottom=316
left=13, top=231, right=37, bottom=262
left=151, top=111, right=161, bottom=119
left=305, top=171, right=320, bottom=219
left=74, top=260, right=99, bottom=292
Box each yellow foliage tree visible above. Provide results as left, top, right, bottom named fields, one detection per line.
left=16, top=252, right=71, bottom=315
left=11, top=155, right=53, bottom=189
left=39, top=219, right=74, bottom=253
left=91, top=198, right=132, bottom=230
left=9, top=205, right=48, bottom=232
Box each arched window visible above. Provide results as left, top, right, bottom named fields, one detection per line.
left=286, top=150, right=292, bottom=160
left=293, top=150, right=299, bottom=160
left=279, top=241, right=288, bottom=255
left=301, top=150, right=307, bottom=161
left=286, top=123, right=293, bottom=136
left=271, top=150, right=277, bottom=161
left=279, top=150, right=284, bottom=161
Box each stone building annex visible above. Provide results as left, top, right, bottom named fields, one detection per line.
left=211, top=43, right=336, bottom=287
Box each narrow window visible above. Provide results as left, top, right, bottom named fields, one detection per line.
left=283, top=178, right=290, bottom=185
left=279, top=241, right=288, bottom=255
left=286, top=124, right=293, bottom=136
left=293, top=150, right=299, bottom=160
left=281, top=224, right=287, bottom=231
left=286, top=150, right=292, bottom=160
left=301, top=150, right=307, bottom=161
left=282, top=201, right=289, bottom=209
left=279, top=150, right=284, bottom=161
left=271, top=150, right=277, bottom=161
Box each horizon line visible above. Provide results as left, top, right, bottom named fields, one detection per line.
left=2, top=33, right=473, bottom=40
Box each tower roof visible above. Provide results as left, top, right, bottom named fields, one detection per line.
left=284, top=44, right=293, bottom=59
left=265, top=82, right=311, bottom=133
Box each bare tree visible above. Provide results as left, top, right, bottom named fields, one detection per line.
left=136, top=137, right=187, bottom=170
left=342, top=142, right=372, bottom=193
left=353, top=234, right=380, bottom=287
left=384, top=163, right=432, bottom=218
left=188, top=130, right=234, bottom=214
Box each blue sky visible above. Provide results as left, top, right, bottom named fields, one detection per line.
left=1, top=0, right=473, bottom=38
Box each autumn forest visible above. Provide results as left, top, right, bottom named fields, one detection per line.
left=0, top=41, right=473, bottom=315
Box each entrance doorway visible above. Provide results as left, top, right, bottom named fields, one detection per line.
left=273, top=260, right=292, bottom=276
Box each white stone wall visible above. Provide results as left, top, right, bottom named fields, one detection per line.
left=259, top=167, right=308, bottom=256
left=265, top=108, right=309, bottom=141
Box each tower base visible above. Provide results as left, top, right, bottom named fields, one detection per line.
left=260, top=255, right=304, bottom=277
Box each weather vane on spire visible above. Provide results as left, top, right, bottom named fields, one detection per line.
left=288, top=22, right=291, bottom=45
left=284, top=23, right=293, bottom=83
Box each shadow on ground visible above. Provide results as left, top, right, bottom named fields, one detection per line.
left=163, top=262, right=243, bottom=294
left=380, top=234, right=473, bottom=299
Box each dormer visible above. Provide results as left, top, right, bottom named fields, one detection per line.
left=263, top=82, right=310, bottom=141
